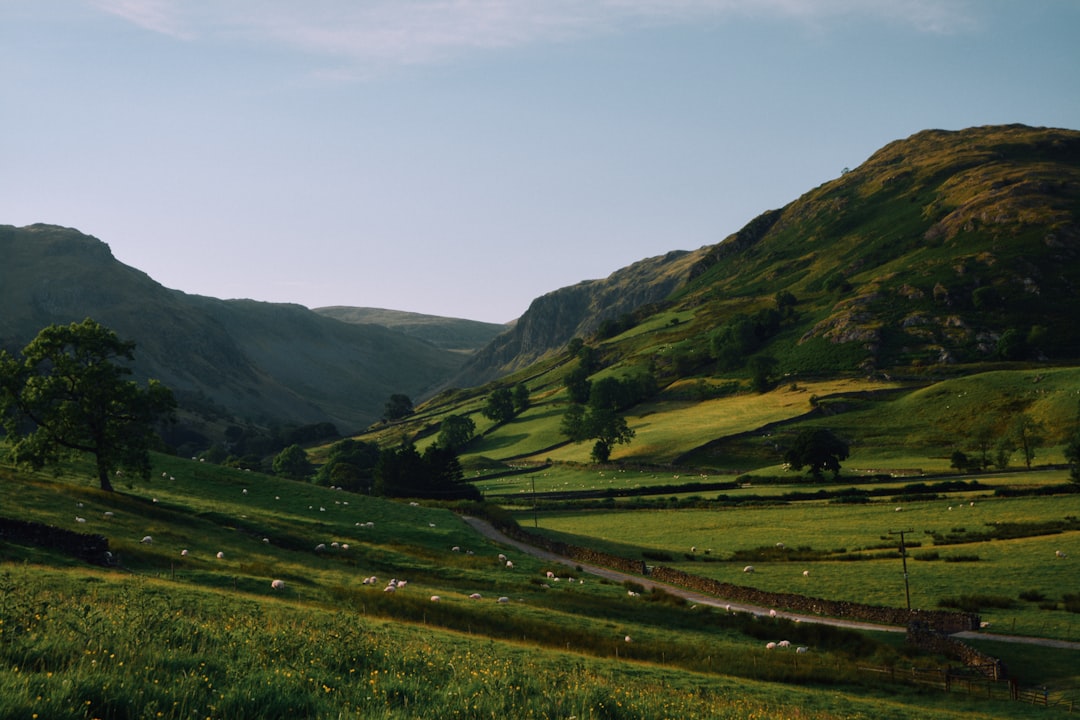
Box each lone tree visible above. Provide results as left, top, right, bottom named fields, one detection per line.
left=383, top=394, right=414, bottom=422
left=784, top=428, right=850, bottom=480
left=0, top=319, right=176, bottom=492
left=482, top=387, right=516, bottom=424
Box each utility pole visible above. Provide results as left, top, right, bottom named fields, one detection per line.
left=890, top=528, right=914, bottom=610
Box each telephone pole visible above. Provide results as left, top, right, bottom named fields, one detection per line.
left=890, top=528, right=914, bottom=610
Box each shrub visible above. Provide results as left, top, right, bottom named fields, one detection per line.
left=1064, top=593, right=1080, bottom=614
left=943, top=554, right=980, bottom=563
left=1019, top=590, right=1047, bottom=602
left=913, top=551, right=940, bottom=561
left=938, top=594, right=1016, bottom=612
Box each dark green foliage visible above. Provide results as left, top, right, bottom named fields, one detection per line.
left=1019, top=590, right=1047, bottom=602
left=783, top=428, right=850, bottom=480
left=0, top=318, right=176, bottom=492
left=1064, top=593, right=1080, bottom=613
left=482, top=387, right=516, bottom=424
left=565, top=364, right=592, bottom=404
left=284, top=422, right=339, bottom=446
left=383, top=393, right=414, bottom=421
left=938, top=594, right=1016, bottom=613
left=271, top=444, right=313, bottom=480
left=374, top=443, right=479, bottom=500
left=437, top=413, right=476, bottom=450
left=314, top=438, right=379, bottom=491
left=512, top=382, right=530, bottom=413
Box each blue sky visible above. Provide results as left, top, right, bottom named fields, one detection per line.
left=3, top=1, right=1078, bottom=323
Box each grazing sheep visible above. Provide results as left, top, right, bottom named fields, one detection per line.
left=498, top=553, right=507, bottom=562
left=796, top=646, right=809, bottom=654
left=75, top=516, right=86, bottom=523
left=775, top=542, right=785, bottom=549
left=315, top=543, right=327, bottom=551
left=724, top=604, right=731, bottom=613
left=497, top=596, right=509, bottom=604
left=690, top=546, right=696, bottom=553
left=331, top=542, right=340, bottom=549
left=1055, top=550, right=1067, bottom=558
left=271, top=579, right=285, bottom=590
left=140, top=535, right=153, bottom=544
left=341, top=544, right=349, bottom=551
left=430, top=595, right=440, bottom=602
left=624, top=635, right=632, bottom=643
left=627, top=591, right=639, bottom=597
left=469, top=593, right=482, bottom=600
left=778, top=640, right=791, bottom=648
left=383, top=585, right=396, bottom=593
left=452, top=546, right=461, bottom=552
left=180, top=549, right=188, bottom=556
left=242, top=489, right=248, bottom=495
left=216, top=551, right=225, bottom=559
left=396, top=580, right=408, bottom=588
left=743, top=565, right=755, bottom=573
left=103, top=511, right=114, bottom=518
left=769, top=609, right=777, bottom=618
left=263, top=538, right=270, bottom=544
left=765, top=642, right=777, bottom=650
left=362, top=576, right=377, bottom=585
left=546, top=571, right=555, bottom=578
left=505, top=560, right=514, bottom=569
left=803, top=570, right=810, bottom=577
left=429, top=523, right=436, bottom=528
left=895, top=507, right=903, bottom=512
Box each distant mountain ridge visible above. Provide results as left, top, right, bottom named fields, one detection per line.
left=0, top=224, right=465, bottom=433
left=313, top=306, right=507, bottom=353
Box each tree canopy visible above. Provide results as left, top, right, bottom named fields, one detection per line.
left=784, top=428, right=850, bottom=480
left=383, top=394, right=414, bottom=421
left=0, top=318, right=176, bottom=492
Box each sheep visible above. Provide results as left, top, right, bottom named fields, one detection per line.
left=330, top=541, right=340, bottom=549
left=624, top=635, right=632, bottom=643
left=396, top=580, right=408, bottom=588
left=803, top=570, right=810, bottom=577
left=1055, top=550, right=1067, bottom=559
left=140, top=535, right=153, bottom=544
left=497, top=596, right=509, bottom=604
left=498, top=553, right=507, bottom=562
left=216, top=551, right=225, bottom=559
left=469, top=593, right=482, bottom=600
left=743, top=565, right=755, bottom=573
left=314, top=543, right=327, bottom=552
left=452, top=546, right=461, bottom=552
left=181, top=549, right=189, bottom=556
left=263, top=538, right=270, bottom=544
left=546, top=571, right=555, bottom=578
left=271, top=579, right=285, bottom=590
left=242, top=488, right=248, bottom=495
left=769, top=609, right=777, bottom=618
left=429, top=523, right=436, bottom=528
left=103, top=511, right=114, bottom=518
left=765, top=642, right=777, bottom=650
left=75, top=516, right=86, bottom=523
left=430, top=595, right=440, bottom=602
left=796, top=646, right=809, bottom=654
left=341, top=543, right=349, bottom=551
left=362, top=576, right=377, bottom=585
left=775, top=542, right=785, bottom=549
left=383, top=585, right=396, bottom=593
left=895, top=507, right=903, bottom=512
left=690, top=546, right=696, bottom=553
left=778, top=640, right=791, bottom=648
left=505, top=560, right=514, bottom=569
left=627, top=590, right=639, bottom=597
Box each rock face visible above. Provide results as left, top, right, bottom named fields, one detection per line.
left=448, top=248, right=710, bottom=387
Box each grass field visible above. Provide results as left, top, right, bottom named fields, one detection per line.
left=3, top=454, right=1076, bottom=718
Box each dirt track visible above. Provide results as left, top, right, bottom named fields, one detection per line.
left=461, top=516, right=1080, bottom=650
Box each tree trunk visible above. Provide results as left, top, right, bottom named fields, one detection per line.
left=98, top=461, right=115, bottom=492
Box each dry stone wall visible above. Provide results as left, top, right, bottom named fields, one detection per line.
left=0, top=517, right=111, bottom=566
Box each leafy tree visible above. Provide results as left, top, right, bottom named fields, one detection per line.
left=315, top=438, right=379, bottom=491
left=559, top=403, right=589, bottom=443
left=784, top=428, right=850, bottom=480
left=438, top=414, right=476, bottom=450
left=950, top=450, right=972, bottom=473
left=587, top=407, right=635, bottom=463
left=748, top=355, right=778, bottom=394
left=970, top=420, right=996, bottom=470
left=272, top=444, right=313, bottom=480
left=0, top=319, right=175, bottom=492
left=374, top=443, right=478, bottom=500
left=482, top=387, right=516, bottom=424
left=512, top=383, right=530, bottom=414
left=565, top=364, right=592, bottom=404
left=996, top=328, right=1026, bottom=361
left=1009, top=414, right=1044, bottom=470
left=1066, top=430, right=1080, bottom=484
left=383, top=394, right=414, bottom=421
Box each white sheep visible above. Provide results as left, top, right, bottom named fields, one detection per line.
left=498, top=553, right=507, bottom=562
left=769, top=609, right=777, bottom=618
left=330, top=541, right=340, bottom=549
left=103, top=511, right=114, bottom=518
left=546, top=571, right=555, bottom=578
left=505, top=560, right=514, bottom=569
left=1056, top=550, right=1067, bottom=558
left=315, top=543, right=327, bottom=551
left=140, top=535, right=153, bottom=544
left=778, top=640, right=791, bottom=648
left=803, top=570, right=810, bottom=577
left=242, top=489, right=248, bottom=495
left=743, top=565, right=755, bottom=573
left=497, top=596, right=509, bottom=604
left=430, top=595, right=440, bottom=602
left=766, top=642, right=777, bottom=650
left=775, top=542, right=785, bottom=549
left=75, top=516, right=86, bottom=523
left=469, top=593, right=482, bottom=600
left=796, top=646, right=809, bottom=654
left=624, top=635, right=632, bottom=643
left=271, top=579, right=285, bottom=590
left=383, top=585, right=396, bottom=593
left=181, top=549, right=189, bottom=556
left=216, top=551, right=225, bottom=559
left=452, top=546, right=461, bottom=552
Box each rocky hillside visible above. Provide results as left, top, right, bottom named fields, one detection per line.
left=0, top=225, right=464, bottom=434
left=449, top=248, right=711, bottom=387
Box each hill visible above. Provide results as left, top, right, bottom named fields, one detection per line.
left=0, top=224, right=465, bottom=439
left=313, top=305, right=507, bottom=353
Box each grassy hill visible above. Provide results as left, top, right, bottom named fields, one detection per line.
left=0, top=224, right=466, bottom=440
left=313, top=305, right=508, bottom=353
left=2, top=454, right=1076, bottom=719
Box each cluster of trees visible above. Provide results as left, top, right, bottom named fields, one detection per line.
left=783, top=428, right=850, bottom=480
left=559, top=347, right=655, bottom=462
left=481, top=383, right=529, bottom=425
left=949, top=414, right=1046, bottom=473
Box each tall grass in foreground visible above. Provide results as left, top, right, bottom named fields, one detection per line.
left=0, top=567, right=1041, bottom=720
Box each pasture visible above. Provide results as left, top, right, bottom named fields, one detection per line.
left=524, top=477, right=1080, bottom=642
left=2, top=455, right=1075, bottom=718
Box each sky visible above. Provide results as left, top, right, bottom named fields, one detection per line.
left=2, top=2, right=1078, bottom=323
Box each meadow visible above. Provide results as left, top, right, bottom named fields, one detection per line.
left=2, top=455, right=1075, bottom=719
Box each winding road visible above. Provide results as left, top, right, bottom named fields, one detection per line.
left=462, top=516, right=1080, bottom=650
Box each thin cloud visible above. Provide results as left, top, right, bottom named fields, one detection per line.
left=88, top=0, right=977, bottom=69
